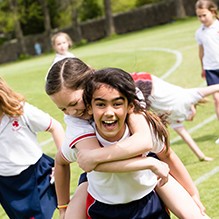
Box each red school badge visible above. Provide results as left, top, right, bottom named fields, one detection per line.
left=12, top=119, right=21, bottom=131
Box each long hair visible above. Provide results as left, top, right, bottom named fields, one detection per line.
left=0, top=77, right=24, bottom=116
left=83, top=67, right=170, bottom=149
left=195, top=0, right=219, bottom=19
left=45, top=57, right=94, bottom=95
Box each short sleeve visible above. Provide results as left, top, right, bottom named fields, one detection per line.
left=61, top=115, right=96, bottom=162
left=23, top=102, right=52, bottom=132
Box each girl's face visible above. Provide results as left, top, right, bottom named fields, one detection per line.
left=53, top=35, right=69, bottom=55
left=50, top=87, right=88, bottom=119
left=196, top=8, right=215, bottom=27
left=88, top=84, right=133, bottom=142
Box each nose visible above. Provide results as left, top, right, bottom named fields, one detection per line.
left=104, top=106, right=115, bottom=117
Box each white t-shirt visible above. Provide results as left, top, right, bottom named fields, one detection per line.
left=149, top=75, right=203, bottom=126
left=195, top=19, right=219, bottom=70
left=87, top=123, right=164, bottom=204
left=61, top=115, right=96, bottom=162
left=0, top=102, right=52, bottom=176
left=52, top=52, right=75, bottom=65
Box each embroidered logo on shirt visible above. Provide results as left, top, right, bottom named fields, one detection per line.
left=12, top=119, right=21, bottom=131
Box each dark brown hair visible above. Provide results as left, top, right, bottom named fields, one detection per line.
left=45, top=57, right=94, bottom=95
left=83, top=67, right=170, bottom=149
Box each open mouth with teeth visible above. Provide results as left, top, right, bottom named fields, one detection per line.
left=102, top=120, right=117, bottom=129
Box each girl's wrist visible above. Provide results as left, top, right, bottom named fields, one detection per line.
left=57, top=203, right=68, bottom=210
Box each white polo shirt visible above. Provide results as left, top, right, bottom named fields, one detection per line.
left=61, top=115, right=96, bottom=162
left=195, top=19, right=219, bottom=70
left=149, top=75, right=203, bottom=126
left=87, top=124, right=164, bottom=204
left=0, top=102, right=52, bottom=176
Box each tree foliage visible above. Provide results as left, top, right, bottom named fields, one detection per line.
left=79, top=0, right=103, bottom=21
left=0, top=0, right=186, bottom=44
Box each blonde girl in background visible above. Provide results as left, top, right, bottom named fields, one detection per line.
left=51, top=32, right=75, bottom=65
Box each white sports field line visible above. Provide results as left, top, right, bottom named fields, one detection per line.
left=195, top=166, right=219, bottom=186
left=140, top=47, right=183, bottom=79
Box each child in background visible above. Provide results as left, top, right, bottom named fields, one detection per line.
left=51, top=32, right=75, bottom=65
left=0, top=77, right=65, bottom=219
left=195, top=0, right=219, bottom=144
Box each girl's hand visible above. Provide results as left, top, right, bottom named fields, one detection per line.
left=77, top=149, right=98, bottom=172
left=201, top=69, right=206, bottom=79
left=149, top=158, right=170, bottom=187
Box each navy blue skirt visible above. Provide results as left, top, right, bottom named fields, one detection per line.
left=87, top=191, right=170, bottom=219
left=205, top=69, right=219, bottom=85
left=0, top=154, right=57, bottom=219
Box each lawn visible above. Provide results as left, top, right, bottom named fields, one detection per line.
left=0, top=16, right=219, bottom=218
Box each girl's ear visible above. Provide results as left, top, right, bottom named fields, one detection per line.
left=87, top=105, right=93, bottom=115
left=128, top=103, right=135, bottom=114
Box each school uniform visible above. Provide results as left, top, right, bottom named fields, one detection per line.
left=86, top=124, right=170, bottom=219
left=195, top=19, right=219, bottom=85
left=0, top=102, right=57, bottom=219
left=132, top=72, right=203, bottom=128
left=52, top=52, right=75, bottom=65
left=61, top=116, right=170, bottom=219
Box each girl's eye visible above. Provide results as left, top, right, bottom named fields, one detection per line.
left=114, top=101, right=123, bottom=107
left=70, top=102, right=77, bottom=107
left=96, top=103, right=105, bottom=107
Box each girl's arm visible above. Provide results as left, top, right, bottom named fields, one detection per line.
left=94, top=156, right=169, bottom=187
left=198, top=45, right=205, bottom=79
left=198, top=84, right=219, bottom=97
left=55, top=151, right=71, bottom=219
left=157, top=146, right=206, bottom=213
left=77, top=113, right=153, bottom=172
left=47, top=118, right=65, bottom=150
left=173, top=125, right=211, bottom=161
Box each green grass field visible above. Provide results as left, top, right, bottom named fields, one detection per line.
left=0, top=16, right=219, bottom=218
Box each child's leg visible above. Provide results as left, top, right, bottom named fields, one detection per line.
left=155, top=175, right=211, bottom=219
left=65, top=182, right=88, bottom=219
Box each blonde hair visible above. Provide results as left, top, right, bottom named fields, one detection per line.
left=0, top=77, right=24, bottom=116
left=51, top=32, right=73, bottom=49
left=195, top=0, right=219, bottom=19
